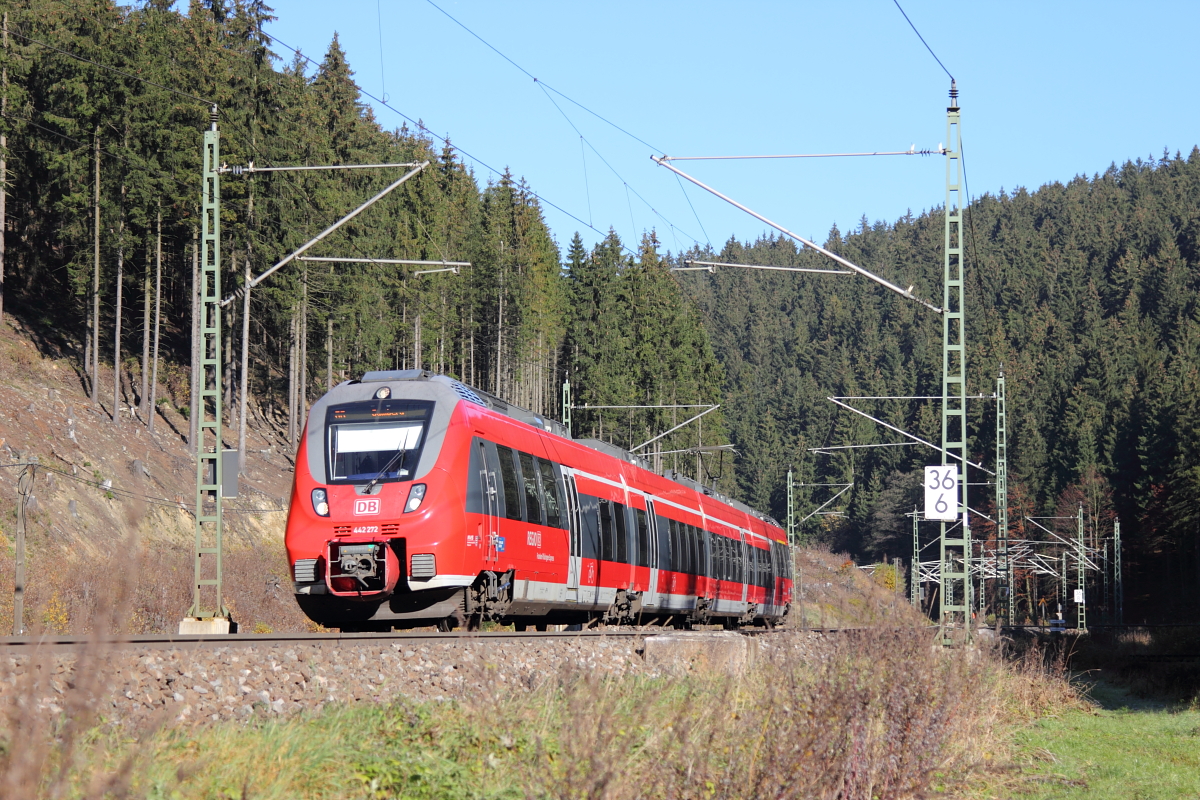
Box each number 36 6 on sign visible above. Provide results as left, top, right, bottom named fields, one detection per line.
left=924, top=466, right=959, bottom=521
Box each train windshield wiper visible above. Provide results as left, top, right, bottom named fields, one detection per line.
left=364, top=446, right=407, bottom=492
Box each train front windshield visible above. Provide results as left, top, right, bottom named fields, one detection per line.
left=325, top=400, right=434, bottom=483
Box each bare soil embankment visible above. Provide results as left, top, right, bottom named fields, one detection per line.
left=0, top=313, right=310, bottom=635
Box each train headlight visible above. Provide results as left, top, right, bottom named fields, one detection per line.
left=404, top=483, right=426, bottom=513
left=375, top=386, right=391, bottom=399
left=311, top=488, right=330, bottom=517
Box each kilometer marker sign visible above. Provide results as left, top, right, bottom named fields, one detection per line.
left=924, top=466, right=959, bottom=521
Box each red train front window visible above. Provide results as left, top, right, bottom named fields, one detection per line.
left=325, top=400, right=434, bottom=484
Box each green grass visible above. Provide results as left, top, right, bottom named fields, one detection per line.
left=1011, top=682, right=1200, bottom=799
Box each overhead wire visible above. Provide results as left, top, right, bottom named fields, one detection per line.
left=4, top=461, right=285, bottom=513
left=14, top=13, right=660, bottom=259
left=890, top=0, right=981, bottom=294
left=674, top=174, right=712, bottom=249
left=375, top=0, right=388, bottom=103
left=535, top=82, right=701, bottom=246
left=422, top=0, right=661, bottom=152
left=891, top=0, right=954, bottom=82
left=415, top=1, right=708, bottom=250
left=580, top=137, right=592, bottom=227
left=7, top=28, right=217, bottom=108
left=259, top=30, right=638, bottom=257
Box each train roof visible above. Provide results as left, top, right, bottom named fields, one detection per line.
left=356, top=369, right=783, bottom=531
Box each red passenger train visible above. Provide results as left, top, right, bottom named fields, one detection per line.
left=285, top=370, right=793, bottom=631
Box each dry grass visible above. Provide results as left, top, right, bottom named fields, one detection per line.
left=0, top=538, right=313, bottom=636
left=349, top=629, right=1072, bottom=800
left=0, top=627, right=1083, bottom=799
left=793, top=547, right=926, bottom=629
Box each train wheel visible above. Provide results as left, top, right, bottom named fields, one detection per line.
left=466, top=614, right=482, bottom=632
left=535, top=623, right=548, bottom=632
left=436, top=617, right=456, bottom=632
left=514, top=622, right=527, bottom=632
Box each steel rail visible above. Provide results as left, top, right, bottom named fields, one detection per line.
left=0, top=627, right=778, bottom=652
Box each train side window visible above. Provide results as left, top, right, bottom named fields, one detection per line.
left=552, top=464, right=571, bottom=530
left=599, top=499, right=614, bottom=562
left=689, top=525, right=699, bottom=576
left=495, top=445, right=523, bottom=521
left=578, top=493, right=601, bottom=560
left=614, top=503, right=630, bottom=564
left=538, top=459, right=562, bottom=528
left=634, top=508, right=650, bottom=567
left=666, top=519, right=677, bottom=572
left=656, top=514, right=672, bottom=572
left=517, top=452, right=545, bottom=526
left=692, top=527, right=701, bottom=577
left=465, top=438, right=486, bottom=514
left=686, top=525, right=696, bottom=575
left=702, top=528, right=712, bottom=578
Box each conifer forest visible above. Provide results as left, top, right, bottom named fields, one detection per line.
left=3, top=0, right=1200, bottom=623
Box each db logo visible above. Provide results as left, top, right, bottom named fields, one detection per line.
left=353, top=498, right=381, bottom=516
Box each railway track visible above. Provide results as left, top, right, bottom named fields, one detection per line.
left=0, top=626, right=792, bottom=653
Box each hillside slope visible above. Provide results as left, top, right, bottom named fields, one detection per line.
left=0, top=313, right=310, bottom=634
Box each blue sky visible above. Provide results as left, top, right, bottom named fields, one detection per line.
left=266, top=1, right=1200, bottom=256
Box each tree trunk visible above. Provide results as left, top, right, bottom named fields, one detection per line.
left=190, top=226, right=199, bottom=451
left=414, top=308, right=421, bottom=371
left=287, top=312, right=296, bottom=449
left=91, top=130, right=101, bottom=404
left=112, top=237, right=123, bottom=427
left=237, top=258, right=250, bottom=473
left=299, top=265, right=308, bottom=430
left=496, top=267, right=504, bottom=396
left=140, top=238, right=151, bottom=421
left=326, top=316, right=332, bottom=389
left=148, top=206, right=162, bottom=436
left=0, top=12, right=7, bottom=327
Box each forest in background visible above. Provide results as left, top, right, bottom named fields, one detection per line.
left=677, top=149, right=1200, bottom=622
left=0, top=0, right=728, bottom=484
left=3, top=0, right=1200, bottom=622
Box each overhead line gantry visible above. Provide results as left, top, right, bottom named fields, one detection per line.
left=652, top=82, right=976, bottom=642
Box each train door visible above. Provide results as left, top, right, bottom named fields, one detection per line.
left=478, top=440, right=501, bottom=568
left=563, top=469, right=582, bottom=596
left=701, top=519, right=714, bottom=603
left=768, top=542, right=779, bottom=609
left=739, top=533, right=749, bottom=605
left=645, top=500, right=660, bottom=608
